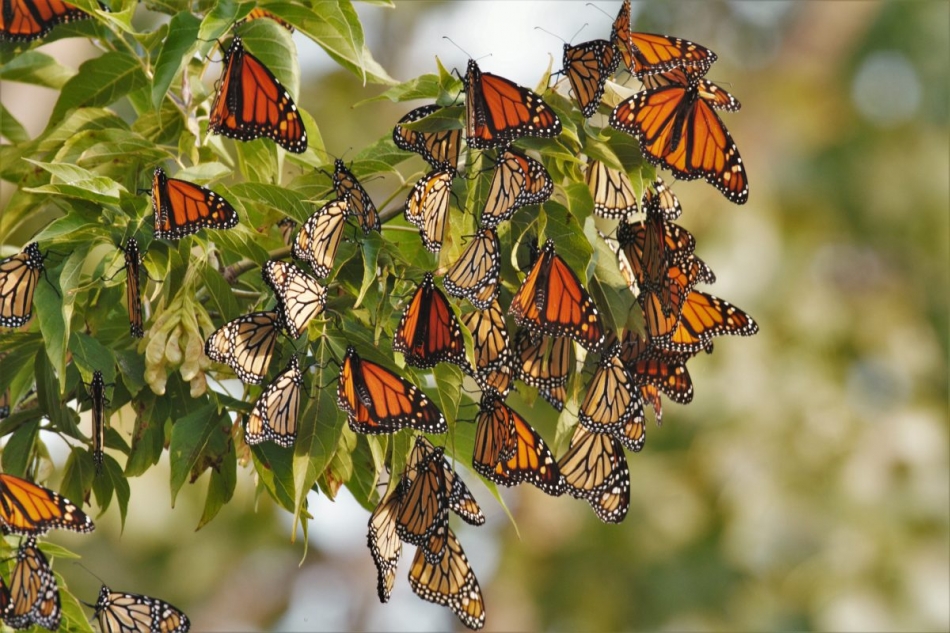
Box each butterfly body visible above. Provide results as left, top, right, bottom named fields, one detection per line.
left=122, top=238, right=144, bottom=337
left=5, top=537, right=61, bottom=630
left=332, top=160, right=380, bottom=234
left=393, top=272, right=469, bottom=371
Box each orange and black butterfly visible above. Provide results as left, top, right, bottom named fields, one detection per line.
left=443, top=228, right=501, bottom=311
left=396, top=437, right=484, bottom=564
left=262, top=260, right=327, bottom=339
left=578, top=342, right=644, bottom=452
left=460, top=299, right=512, bottom=398
left=0, top=242, right=45, bottom=328
left=245, top=355, right=301, bottom=448
left=151, top=167, right=238, bottom=239
left=0, top=0, right=94, bottom=41
left=238, top=7, right=293, bottom=31
left=292, top=199, right=348, bottom=278
left=205, top=310, right=280, bottom=385
left=509, top=239, right=605, bottom=352
left=88, top=370, right=107, bottom=475
left=639, top=257, right=712, bottom=343
left=465, top=58, right=562, bottom=149
left=562, top=40, right=620, bottom=117
left=558, top=425, right=630, bottom=523
left=121, top=238, right=144, bottom=338
left=480, top=148, right=553, bottom=229
left=367, top=481, right=404, bottom=603
left=617, top=330, right=694, bottom=424
left=404, top=169, right=453, bottom=253
left=610, top=67, right=748, bottom=204
left=585, top=158, right=638, bottom=219
left=473, top=395, right=565, bottom=496
left=5, top=537, right=61, bottom=630
left=332, top=160, right=380, bottom=234
left=393, top=104, right=461, bottom=174
left=393, top=272, right=469, bottom=371
left=610, top=0, right=717, bottom=77
left=640, top=175, right=682, bottom=220
left=91, top=584, right=191, bottom=633
left=408, top=527, right=485, bottom=630
left=513, top=329, right=572, bottom=412
left=0, top=473, right=94, bottom=536
left=208, top=35, right=307, bottom=153
left=655, top=290, right=758, bottom=354
left=337, top=346, right=447, bottom=435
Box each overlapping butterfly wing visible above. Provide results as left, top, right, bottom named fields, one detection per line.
left=0, top=473, right=94, bottom=536
left=245, top=355, right=301, bottom=448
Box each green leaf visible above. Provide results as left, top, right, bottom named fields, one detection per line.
left=0, top=50, right=76, bottom=88
left=62, top=447, right=96, bottom=510
left=125, top=392, right=168, bottom=476
left=0, top=102, right=28, bottom=143
left=253, top=444, right=296, bottom=513
left=49, top=52, right=148, bottom=125
left=197, top=437, right=236, bottom=530
left=152, top=12, right=201, bottom=109
left=1, top=419, right=39, bottom=476
left=70, top=331, right=117, bottom=385
left=55, top=573, right=96, bottom=633
left=23, top=159, right=125, bottom=204
left=200, top=265, right=241, bottom=322
left=34, top=277, right=68, bottom=393
left=230, top=182, right=313, bottom=222
left=168, top=403, right=220, bottom=503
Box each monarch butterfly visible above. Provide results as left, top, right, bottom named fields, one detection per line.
left=513, top=329, right=572, bottom=412
left=639, top=256, right=711, bottom=342
left=367, top=481, right=404, bottom=603
left=460, top=299, right=512, bottom=398
left=585, top=159, right=638, bottom=219
left=509, top=239, right=605, bottom=352
left=332, top=160, right=380, bottom=234
left=404, top=169, right=453, bottom=253
left=473, top=395, right=565, bottom=496
left=443, top=228, right=501, bottom=311
left=578, top=342, right=645, bottom=452
left=465, top=58, right=562, bottom=149
left=479, top=148, right=553, bottom=229
left=393, top=104, right=461, bottom=174
left=90, top=585, right=190, bottom=633
left=617, top=330, right=694, bottom=425
left=245, top=355, right=300, bottom=448
left=88, top=370, right=107, bottom=475
left=0, top=473, right=94, bottom=536
left=0, top=0, right=93, bottom=41
left=208, top=35, right=308, bottom=153
left=122, top=238, right=144, bottom=338
left=640, top=175, right=682, bottom=220
left=610, top=70, right=749, bottom=204
left=408, top=527, right=485, bottom=630
left=278, top=217, right=297, bottom=246
left=610, top=0, right=717, bottom=77
left=557, top=425, right=630, bottom=523
left=562, top=40, right=621, bottom=118
left=0, top=242, right=45, bottom=328
left=4, top=537, right=60, bottom=630
left=151, top=167, right=239, bottom=240
left=654, top=290, right=758, bottom=354
left=238, top=7, right=293, bottom=31
left=641, top=67, right=742, bottom=111
left=336, top=346, right=447, bottom=435
left=205, top=310, right=280, bottom=384
left=261, top=260, right=327, bottom=339
left=396, top=437, right=484, bottom=564
left=393, top=272, right=470, bottom=371
left=292, top=199, right=348, bottom=278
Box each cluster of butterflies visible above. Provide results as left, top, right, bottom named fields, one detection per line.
left=0, top=0, right=760, bottom=629
left=0, top=473, right=190, bottom=632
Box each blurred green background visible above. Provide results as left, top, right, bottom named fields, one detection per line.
left=2, top=1, right=947, bottom=631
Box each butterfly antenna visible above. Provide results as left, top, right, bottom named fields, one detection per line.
left=442, top=36, right=474, bottom=61
left=585, top=2, right=613, bottom=20
left=534, top=26, right=567, bottom=45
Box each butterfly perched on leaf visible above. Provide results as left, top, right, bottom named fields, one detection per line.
left=617, top=330, right=695, bottom=425
left=479, top=148, right=553, bottom=229
left=473, top=395, right=565, bottom=496
left=208, top=35, right=307, bottom=153
left=336, top=346, right=447, bottom=435
left=465, top=58, right=562, bottom=149
left=0, top=0, right=95, bottom=41
left=205, top=310, right=280, bottom=384
left=393, top=104, right=461, bottom=174
left=641, top=175, right=682, bottom=220
left=4, top=537, right=61, bottom=630
left=404, top=169, right=453, bottom=253
left=610, top=0, right=717, bottom=77
left=562, top=40, right=621, bottom=118
left=0, top=242, right=45, bottom=328
left=262, top=260, right=327, bottom=339
left=88, top=370, right=108, bottom=475
left=578, top=341, right=645, bottom=452
left=151, top=167, right=239, bottom=240
left=332, top=160, right=380, bottom=234
left=122, top=238, right=144, bottom=337
left=393, top=272, right=470, bottom=371
left=653, top=289, right=759, bottom=354
left=0, top=473, right=94, bottom=536
left=558, top=425, right=630, bottom=523
left=513, top=329, right=572, bottom=412
left=408, top=527, right=485, bottom=630
left=443, top=228, right=501, bottom=311
left=90, top=585, right=191, bottom=633
left=585, top=159, right=638, bottom=220
left=292, top=199, right=349, bottom=278
left=460, top=299, right=513, bottom=398
left=245, top=355, right=301, bottom=448
left=367, top=481, right=404, bottom=603
left=509, top=239, right=605, bottom=352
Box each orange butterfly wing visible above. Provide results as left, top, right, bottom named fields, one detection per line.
left=0, top=0, right=91, bottom=41
left=563, top=40, right=621, bottom=118
left=393, top=273, right=469, bottom=371
left=660, top=290, right=759, bottom=354
left=209, top=36, right=307, bottom=153
left=0, top=473, right=94, bottom=536
left=151, top=168, right=238, bottom=239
